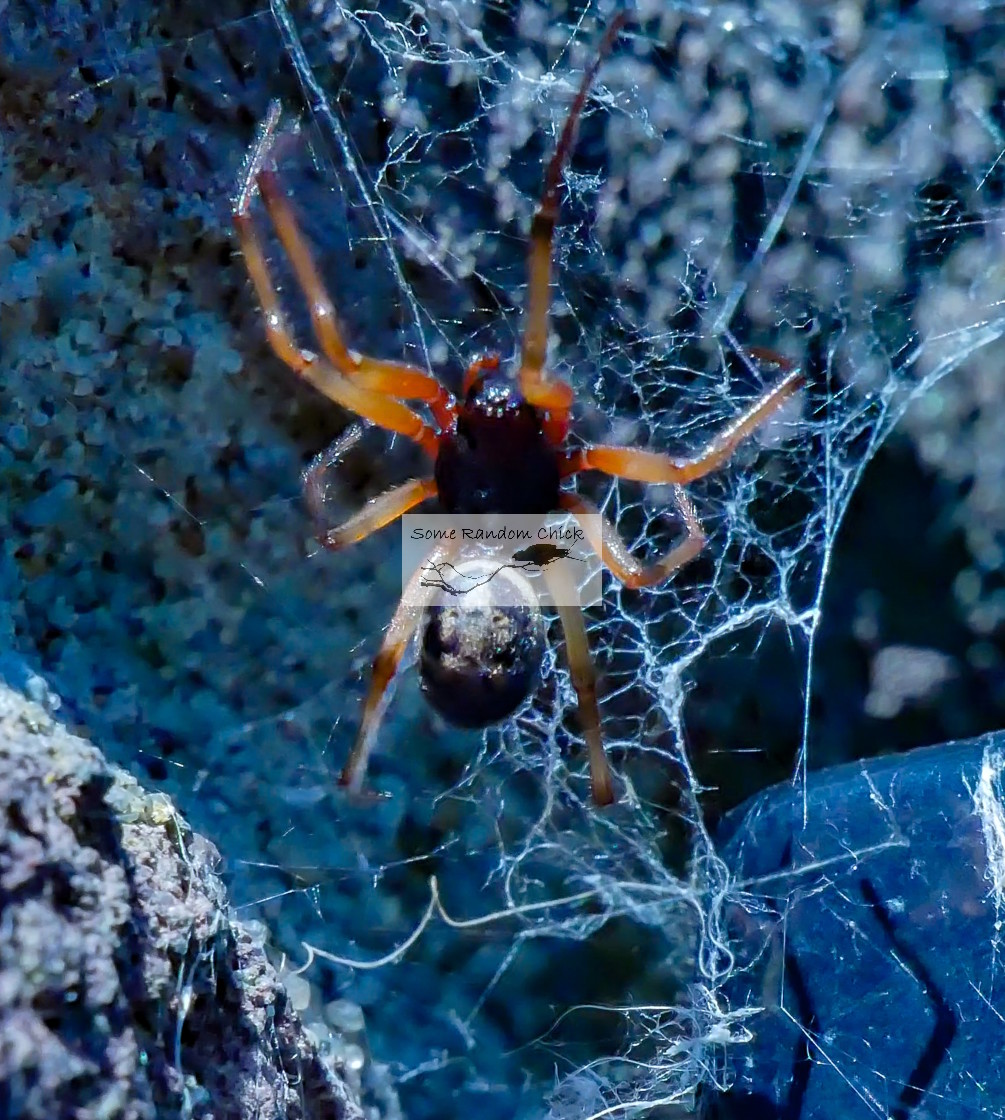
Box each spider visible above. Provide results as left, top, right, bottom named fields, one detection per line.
left=233, top=14, right=803, bottom=806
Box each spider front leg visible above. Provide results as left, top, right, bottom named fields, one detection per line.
left=339, top=540, right=460, bottom=792
left=518, top=14, right=627, bottom=415
left=310, top=473, right=437, bottom=552
left=233, top=203, right=441, bottom=456
left=234, top=105, right=456, bottom=454
left=540, top=560, right=615, bottom=806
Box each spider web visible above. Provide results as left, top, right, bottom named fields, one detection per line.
left=4, top=1, right=1004, bottom=1118
left=252, top=2, right=1005, bottom=1115
left=261, top=0, right=1003, bottom=1106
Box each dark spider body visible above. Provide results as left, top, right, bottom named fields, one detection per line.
left=420, top=561, right=546, bottom=729
left=434, top=375, right=561, bottom=516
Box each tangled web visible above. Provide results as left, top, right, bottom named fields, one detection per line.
left=8, top=0, right=1004, bottom=1116
left=245, top=0, right=1005, bottom=1115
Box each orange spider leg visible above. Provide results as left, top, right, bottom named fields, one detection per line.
left=302, top=421, right=365, bottom=524
left=518, top=13, right=627, bottom=415
left=256, top=166, right=458, bottom=426
left=254, top=170, right=454, bottom=425
left=352, top=358, right=456, bottom=432
left=233, top=202, right=442, bottom=458
left=313, top=477, right=437, bottom=552
left=560, top=490, right=706, bottom=590
left=234, top=108, right=451, bottom=456
left=302, top=423, right=436, bottom=550
left=540, top=559, right=614, bottom=806
left=339, top=539, right=460, bottom=791
left=462, top=353, right=501, bottom=396
left=542, top=411, right=571, bottom=446
left=561, top=369, right=804, bottom=484
left=251, top=167, right=357, bottom=370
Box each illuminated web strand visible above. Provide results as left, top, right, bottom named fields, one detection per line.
left=712, top=79, right=834, bottom=337
left=269, top=0, right=435, bottom=377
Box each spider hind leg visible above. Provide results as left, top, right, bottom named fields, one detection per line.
left=339, top=540, right=460, bottom=791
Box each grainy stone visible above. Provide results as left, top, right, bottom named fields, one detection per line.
left=0, top=679, right=363, bottom=1120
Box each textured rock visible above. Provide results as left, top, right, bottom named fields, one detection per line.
left=0, top=679, right=362, bottom=1120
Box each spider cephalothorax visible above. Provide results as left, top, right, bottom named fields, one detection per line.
left=233, top=13, right=803, bottom=806
left=435, top=367, right=561, bottom=516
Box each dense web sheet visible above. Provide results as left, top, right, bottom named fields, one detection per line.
left=3, top=0, right=1005, bottom=1117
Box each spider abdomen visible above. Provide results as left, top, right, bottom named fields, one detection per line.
left=420, top=562, right=546, bottom=728
left=434, top=377, right=561, bottom=515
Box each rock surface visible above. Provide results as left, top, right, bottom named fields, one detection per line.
left=0, top=679, right=362, bottom=1120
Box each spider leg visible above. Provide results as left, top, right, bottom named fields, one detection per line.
left=234, top=117, right=454, bottom=454
left=302, top=420, right=364, bottom=524
left=462, top=353, right=501, bottom=395
left=253, top=170, right=456, bottom=425
left=353, top=358, right=456, bottom=431
left=560, top=489, right=706, bottom=589
left=540, top=560, right=615, bottom=806
left=518, top=13, right=627, bottom=415
left=233, top=200, right=442, bottom=457
left=339, top=539, right=459, bottom=792
left=542, top=411, right=571, bottom=447
left=300, top=418, right=435, bottom=550
left=560, top=368, right=804, bottom=484
left=308, top=473, right=437, bottom=552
